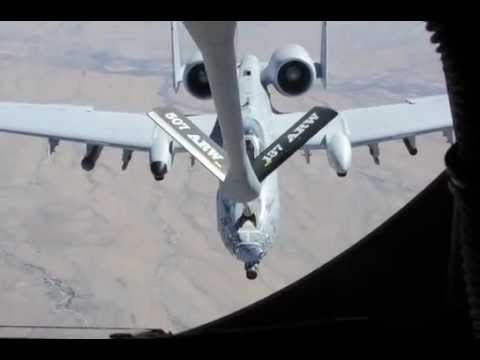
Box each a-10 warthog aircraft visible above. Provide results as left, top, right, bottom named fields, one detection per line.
left=0, top=21, right=453, bottom=279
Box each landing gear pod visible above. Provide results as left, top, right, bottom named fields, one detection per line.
left=326, top=132, right=352, bottom=177
left=149, top=129, right=173, bottom=181
left=150, top=161, right=168, bottom=181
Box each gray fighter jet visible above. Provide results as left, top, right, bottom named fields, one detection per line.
left=0, top=21, right=453, bottom=279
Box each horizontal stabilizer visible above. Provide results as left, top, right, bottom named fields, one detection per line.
left=253, top=107, right=337, bottom=182
left=147, top=107, right=229, bottom=181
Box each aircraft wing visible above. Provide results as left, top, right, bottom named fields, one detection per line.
left=0, top=101, right=218, bottom=157
left=271, top=95, right=453, bottom=151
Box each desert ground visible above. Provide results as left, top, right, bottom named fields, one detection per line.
left=0, top=21, right=449, bottom=338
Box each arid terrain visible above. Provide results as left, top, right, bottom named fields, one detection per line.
left=0, top=21, right=449, bottom=338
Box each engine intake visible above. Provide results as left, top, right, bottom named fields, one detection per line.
left=183, top=60, right=211, bottom=100
left=262, top=44, right=316, bottom=97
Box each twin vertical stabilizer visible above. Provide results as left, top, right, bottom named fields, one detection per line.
left=171, top=21, right=184, bottom=93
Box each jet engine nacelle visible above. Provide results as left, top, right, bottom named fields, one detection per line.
left=183, top=51, right=212, bottom=100
left=261, top=44, right=316, bottom=97
left=150, top=130, right=174, bottom=181
left=326, top=132, right=352, bottom=177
